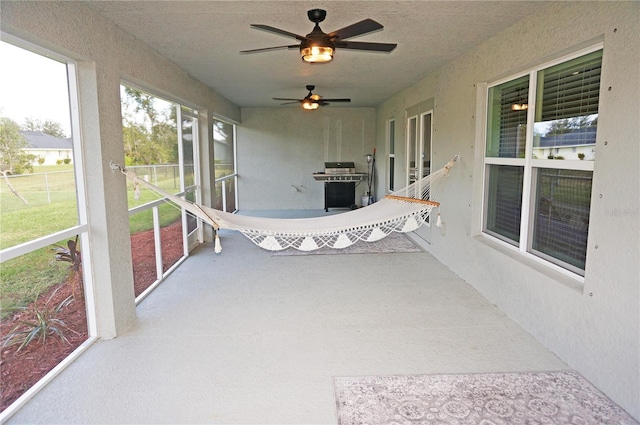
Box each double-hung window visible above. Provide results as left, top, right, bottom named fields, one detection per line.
left=483, top=45, right=603, bottom=277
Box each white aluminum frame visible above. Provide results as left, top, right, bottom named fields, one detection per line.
left=0, top=38, right=98, bottom=422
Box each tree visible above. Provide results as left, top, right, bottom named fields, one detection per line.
left=23, top=117, right=67, bottom=138
left=0, top=117, right=35, bottom=174
left=121, top=87, right=177, bottom=166
left=544, top=115, right=597, bottom=137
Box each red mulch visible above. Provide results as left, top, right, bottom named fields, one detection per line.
left=0, top=220, right=184, bottom=412
left=131, top=220, right=184, bottom=297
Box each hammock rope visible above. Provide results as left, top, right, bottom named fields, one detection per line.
left=112, top=155, right=459, bottom=253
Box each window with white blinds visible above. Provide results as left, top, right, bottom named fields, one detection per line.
left=486, top=75, right=529, bottom=159
left=534, top=50, right=602, bottom=161
left=483, top=45, right=603, bottom=278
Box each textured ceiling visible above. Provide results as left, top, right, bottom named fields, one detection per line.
left=85, top=1, right=551, bottom=108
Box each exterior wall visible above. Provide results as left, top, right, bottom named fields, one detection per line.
left=238, top=107, right=376, bottom=210
left=1, top=1, right=240, bottom=338
left=376, top=2, right=639, bottom=419
left=25, top=148, right=73, bottom=165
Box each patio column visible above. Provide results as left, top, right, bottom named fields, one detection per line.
left=75, top=60, right=137, bottom=339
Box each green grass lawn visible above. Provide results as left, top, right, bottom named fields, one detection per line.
left=1, top=169, right=183, bottom=318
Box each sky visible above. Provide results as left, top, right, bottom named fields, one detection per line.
left=0, top=41, right=72, bottom=137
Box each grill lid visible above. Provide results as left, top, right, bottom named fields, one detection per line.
left=324, top=161, right=356, bottom=174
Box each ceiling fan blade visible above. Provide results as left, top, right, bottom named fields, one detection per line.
left=240, top=45, right=299, bottom=54
left=337, top=40, right=397, bottom=52
left=321, top=98, right=351, bottom=103
left=250, top=24, right=307, bottom=42
left=273, top=98, right=302, bottom=101
left=329, top=19, right=383, bottom=40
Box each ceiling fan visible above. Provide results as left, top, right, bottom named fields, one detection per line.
left=274, top=85, right=351, bottom=110
left=240, top=9, right=397, bottom=63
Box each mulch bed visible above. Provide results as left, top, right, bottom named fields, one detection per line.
left=131, top=220, right=184, bottom=297
left=0, top=220, right=184, bottom=412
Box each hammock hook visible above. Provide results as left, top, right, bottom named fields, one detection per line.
left=109, top=160, right=121, bottom=173
left=109, top=160, right=128, bottom=175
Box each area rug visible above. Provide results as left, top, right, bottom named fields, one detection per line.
left=334, top=371, right=638, bottom=425
left=271, top=232, right=423, bottom=256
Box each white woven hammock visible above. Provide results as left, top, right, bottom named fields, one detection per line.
left=116, top=155, right=459, bottom=253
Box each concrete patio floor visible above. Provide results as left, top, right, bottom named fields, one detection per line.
left=7, top=214, right=567, bottom=424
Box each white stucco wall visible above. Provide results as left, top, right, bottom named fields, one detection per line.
left=376, top=2, right=639, bottom=419
left=1, top=1, right=240, bottom=338
left=238, top=107, right=376, bottom=210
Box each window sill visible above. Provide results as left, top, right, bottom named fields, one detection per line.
left=473, top=234, right=584, bottom=294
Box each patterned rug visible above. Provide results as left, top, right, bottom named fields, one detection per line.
left=334, top=371, right=638, bottom=425
left=271, top=232, right=423, bottom=256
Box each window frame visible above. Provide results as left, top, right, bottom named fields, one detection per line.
left=212, top=117, right=238, bottom=213
left=481, top=42, right=603, bottom=281
left=0, top=38, right=98, bottom=420
left=119, top=82, right=203, bottom=302
left=386, top=118, right=395, bottom=192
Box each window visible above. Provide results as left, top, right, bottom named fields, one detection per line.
left=406, top=110, right=433, bottom=187
left=387, top=119, right=395, bottom=191
left=213, top=118, right=237, bottom=213
left=483, top=45, right=602, bottom=277
left=407, top=115, right=417, bottom=186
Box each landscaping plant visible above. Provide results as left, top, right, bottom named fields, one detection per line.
left=1, top=288, right=75, bottom=352
left=52, top=235, right=82, bottom=297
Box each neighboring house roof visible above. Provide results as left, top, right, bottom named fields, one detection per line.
left=537, top=127, right=597, bottom=148
left=20, top=131, right=72, bottom=150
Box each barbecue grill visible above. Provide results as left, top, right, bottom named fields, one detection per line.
left=313, top=162, right=367, bottom=211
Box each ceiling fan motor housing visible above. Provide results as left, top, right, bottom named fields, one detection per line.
left=307, top=9, right=327, bottom=23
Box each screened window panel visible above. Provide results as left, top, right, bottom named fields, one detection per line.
left=214, top=176, right=236, bottom=213
left=181, top=110, right=195, bottom=188
left=532, top=169, right=592, bottom=273
left=213, top=119, right=235, bottom=179
left=533, top=50, right=602, bottom=160
left=486, top=75, right=529, bottom=158
left=485, top=165, right=523, bottom=244
left=185, top=189, right=198, bottom=234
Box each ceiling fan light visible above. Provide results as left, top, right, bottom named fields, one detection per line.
left=302, top=100, right=319, bottom=110
left=301, top=46, right=333, bottom=63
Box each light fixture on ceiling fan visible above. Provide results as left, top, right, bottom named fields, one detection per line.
left=299, top=10, right=335, bottom=63
left=302, top=96, right=320, bottom=110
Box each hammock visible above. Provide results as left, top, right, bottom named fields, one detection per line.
left=113, top=155, right=459, bottom=253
